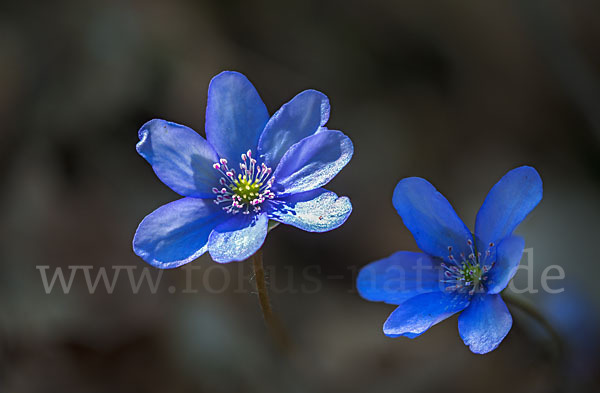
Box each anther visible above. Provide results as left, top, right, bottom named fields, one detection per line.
left=212, top=149, right=275, bottom=215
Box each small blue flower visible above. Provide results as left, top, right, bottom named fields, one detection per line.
left=134, top=71, right=353, bottom=266
left=357, top=166, right=542, bottom=354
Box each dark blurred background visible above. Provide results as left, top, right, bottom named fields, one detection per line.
left=1, top=0, right=600, bottom=392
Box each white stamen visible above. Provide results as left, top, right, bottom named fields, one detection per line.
left=211, top=150, right=275, bottom=215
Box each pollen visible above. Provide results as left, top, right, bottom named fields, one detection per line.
left=211, top=149, right=276, bottom=215
left=441, top=239, right=495, bottom=295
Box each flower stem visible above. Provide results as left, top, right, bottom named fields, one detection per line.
left=502, top=292, right=564, bottom=360
left=251, top=247, right=292, bottom=353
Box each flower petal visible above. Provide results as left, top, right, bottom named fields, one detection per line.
left=133, top=198, right=228, bottom=269
left=486, top=235, right=525, bottom=294
left=137, top=119, right=221, bottom=198
left=208, top=212, right=269, bottom=263
left=272, top=130, right=353, bottom=196
left=357, top=251, right=445, bottom=305
left=258, top=90, right=329, bottom=169
left=392, top=177, right=474, bottom=261
left=475, top=166, right=543, bottom=248
left=458, top=293, right=513, bottom=354
left=383, top=291, right=470, bottom=338
left=205, top=71, right=269, bottom=162
left=266, top=188, right=351, bottom=232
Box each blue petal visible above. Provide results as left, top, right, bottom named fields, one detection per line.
left=137, top=119, right=221, bottom=198
left=272, top=130, right=353, bottom=196
left=486, top=235, right=525, bottom=294
left=258, top=90, right=329, bottom=169
left=392, top=178, right=474, bottom=262
left=133, top=198, right=228, bottom=269
left=383, top=291, right=470, bottom=338
left=208, top=212, right=269, bottom=263
left=475, top=166, right=542, bottom=249
left=458, top=293, right=513, bottom=354
left=266, top=188, right=351, bottom=232
left=205, top=71, right=269, bottom=162
left=357, top=251, right=445, bottom=305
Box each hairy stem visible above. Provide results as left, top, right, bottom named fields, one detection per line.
left=252, top=248, right=292, bottom=353
left=502, top=292, right=564, bottom=359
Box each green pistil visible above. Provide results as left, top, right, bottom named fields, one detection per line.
left=232, top=175, right=262, bottom=203
left=460, top=262, right=483, bottom=286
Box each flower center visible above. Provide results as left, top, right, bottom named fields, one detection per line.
left=441, top=239, right=495, bottom=295
left=231, top=176, right=262, bottom=204
left=212, top=149, right=275, bottom=215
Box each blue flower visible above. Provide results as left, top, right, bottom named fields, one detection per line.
left=133, top=71, right=353, bottom=266
left=357, top=166, right=542, bottom=354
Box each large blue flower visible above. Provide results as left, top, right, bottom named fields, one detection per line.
left=134, top=71, right=353, bottom=266
left=357, top=166, right=542, bottom=354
